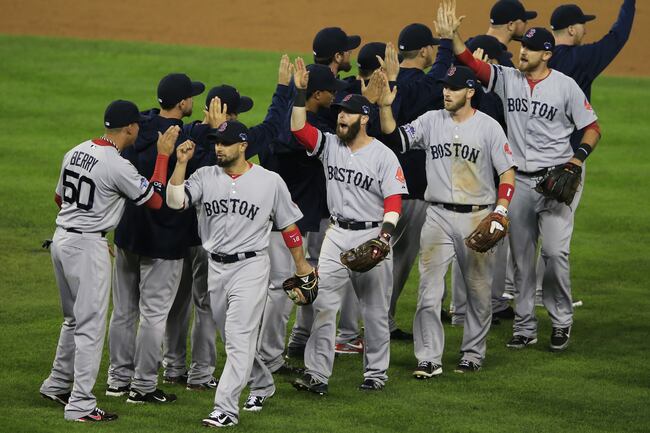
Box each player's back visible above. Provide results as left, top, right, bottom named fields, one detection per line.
left=55, top=139, right=149, bottom=233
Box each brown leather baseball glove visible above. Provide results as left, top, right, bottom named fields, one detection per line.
left=465, top=212, right=509, bottom=253
left=282, top=268, right=319, bottom=306
left=340, top=237, right=391, bottom=272
left=534, top=162, right=582, bottom=206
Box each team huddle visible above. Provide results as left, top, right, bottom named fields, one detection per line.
left=38, top=0, right=635, bottom=428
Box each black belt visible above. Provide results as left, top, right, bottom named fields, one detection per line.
left=330, top=217, right=381, bottom=231
left=431, top=203, right=490, bottom=213
left=210, top=252, right=256, bottom=264
left=516, top=167, right=552, bottom=177
left=65, top=228, right=107, bottom=237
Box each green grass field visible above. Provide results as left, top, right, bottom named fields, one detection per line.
left=1, top=34, right=649, bottom=433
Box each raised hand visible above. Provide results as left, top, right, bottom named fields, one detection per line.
left=175, top=140, right=195, bottom=164
left=204, top=96, right=228, bottom=129
left=156, top=125, right=180, bottom=156
left=278, top=54, right=294, bottom=86
left=444, top=0, right=465, bottom=33
left=435, top=0, right=454, bottom=39
left=472, top=47, right=489, bottom=62
left=377, top=42, right=400, bottom=81
left=293, top=57, right=309, bottom=90
left=376, top=72, right=398, bottom=108
left=361, top=70, right=383, bottom=104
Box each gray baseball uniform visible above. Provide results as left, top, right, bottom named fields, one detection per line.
left=40, top=138, right=154, bottom=420
left=183, top=163, right=302, bottom=420
left=485, top=65, right=597, bottom=337
left=303, top=129, right=408, bottom=385
left=396, top=109, right=514, bottom=366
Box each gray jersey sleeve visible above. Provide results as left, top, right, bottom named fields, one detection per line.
left=566, top=80, right=598, bottom=130
left=55, top=152, right=68, bottom=197
left=398, top=112, right=433, bottom=152
left=377, top=147, right=409, bottom=198
left=271, top=174, right=304, bottom=230
left=110, top=156, right=153, bottom=206
left=489, top=126, right=516, bottom=175
left=486, top=64, right=515, bottom=101
left=184, top=167, right=206, bottom=209
left=306, top=127, right=328, bottom=160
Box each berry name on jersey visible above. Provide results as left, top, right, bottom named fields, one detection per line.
left=326, top=165, right=375, bottom=191
left=68, top=150, right=100, bottom=173
left=506, top=98, right=558, bottom=121
left=202, top=198, right=260, bottom=221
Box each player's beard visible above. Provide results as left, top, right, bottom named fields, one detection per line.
left=181, top=105, right=193, bottom=117
left=338, top=61, right=352, bottom=72
left=216, top=152, right=237, bottom=167
left=336, top=117, right=361, bottom=143
left=444, top=94, right=466, bottom=113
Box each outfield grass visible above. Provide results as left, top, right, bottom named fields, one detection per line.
left=0, top=34, right=649, bottom=433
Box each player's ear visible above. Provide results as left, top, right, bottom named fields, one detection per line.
left=360, top=114, right=369, bottom=126
left=240, top=141, right=248, bottom=154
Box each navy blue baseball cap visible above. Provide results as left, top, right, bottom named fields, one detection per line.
left=490, top=0, right=537, bottom=25
left=157, top=73, right=205, bottom=107
left=398, top=23, right=440, bottom=51
left=438, top=65, right=478, bottom=90
left=306, top=64, right=348, bottom=94
left=357, top=42, right=386, bottom=70
left=550, top=4, right=596, bottom=31
left=104, top=100, right=146, bottom=128
left=466, top=35, right=508, bottom=61
left=205, top=85, right=253, bottom=114
left=521, top=27, right=555, bottom=51
left=332, top=94, right=373, bottom=115
left=207, top=120, right=249, bottom=145
left=313, top=27, right=361, bottom=58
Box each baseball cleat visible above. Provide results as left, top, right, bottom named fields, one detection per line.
left=334, top=338, right=364, bottom=354
left=74, top=407, right=118, bottom=422
left=358, top=378, right=384, bottom=391
left=186, top=377, right=218, bottom=391
left=454, top=359, right=481, bottom=373
left=292, top=373, right=328, bottom=395
left=549, top=326, right=571, bottom=352
left=413, top=361, right=443, bottom=379
left=493, top=306, right=515, bottom=320
left=506, top=335, right=538, bottom=349
left=40, top=391, right=71, bottom=406
left=390, top=328, right=413, bottom=341
left=243, top=392, right=273, bottom=412
left=202, top=410, right=237, bottom=428
left=272, top=361, right=305, bottom=375
left=285, top=345, right=305, bottom=360
left=126, top=388, right=177, bottom=404
left=106, top=384, right=130, bottom=397
left=163, top=373, right=188, bottom=385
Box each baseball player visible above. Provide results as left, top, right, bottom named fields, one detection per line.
left=257, top=63, right=348, bottom=372
left=313, top=26, right=361, bottom=76
left=482, top=0, right=537, bottom=66
left=445, top=0, right=601, bottom=351
left=107, top=73, right=204, bottom=403
left=166, top=120, right=312, bottom=428
left=39, top=100, right=179, bottom=421
left=378, top=62, right=516, bottom=374
left=531, top=0, right=636, bottom=300
left=290, top=58, right=408, bottom=393
left=163, top=55, right=296, bottom=389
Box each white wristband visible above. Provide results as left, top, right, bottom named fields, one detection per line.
left=494, top=204, right=508, bottom=216
left=383, top=211, right=400, bottom=227
left=166, top=182, right=186, bottom=210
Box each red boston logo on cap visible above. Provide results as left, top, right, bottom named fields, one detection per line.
left=526, top=28, right=536, bottom=38
left=342, top=94, right=353, bottom=102
left=218, top=122, right=228, bottom=132
left=447, top=65, right=456, bottom=76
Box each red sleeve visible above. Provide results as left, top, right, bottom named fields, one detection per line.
left=583, top=120, right=601, bottom=136
left=54, top=193, right=62, bottom=209
left=292, top=122, right=319, bottom=152
left=456, top=49, right=492, bottom=84
left=144, top=154, right=169, bottom=210
left=383, top=194, right=402, bottom=215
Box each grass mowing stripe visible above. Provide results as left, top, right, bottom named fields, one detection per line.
left=0, top=34, right=649, bottom=432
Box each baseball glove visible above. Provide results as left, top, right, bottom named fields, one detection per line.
left=283, top=269, right=319, bottom=306
left=340, top=237, right=391, bottom=273
left=465, top=212, right=510, bottom=253
left=534, top=162, right=582, bottom=206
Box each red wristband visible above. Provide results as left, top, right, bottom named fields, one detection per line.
left=282, top=227, right=303, bottom=248
left=498, top=183, right=514, bottom=202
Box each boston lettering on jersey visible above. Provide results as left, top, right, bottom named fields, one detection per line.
left=506, top=98, right=558, bottom=121
left=69, top=150, right=100, bottom=173
left=203, top=198, right=260, bottom=221
left=429, top=142, right=480, bottom=163
left=326, top=165, right=374, bottom=191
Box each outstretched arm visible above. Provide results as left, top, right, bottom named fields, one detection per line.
left=166, top=140, right=196, bottom=210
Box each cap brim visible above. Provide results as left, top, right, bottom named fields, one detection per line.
left=436, top=78, right=465, bottom=90
left=238, top=96, right=254, bottom=114
left=582, top=14, right=596, bottom=23
left=206, top=132, right=239, bottom=145
left=191, top=81, right=205, bottom=97
left=331, top=101, right=359, bottom=114
left=431, top=37, right=441, bottom=46
left=345, top=35, right=362, bottom=51
left=524, top=11, right=538, bottom=21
